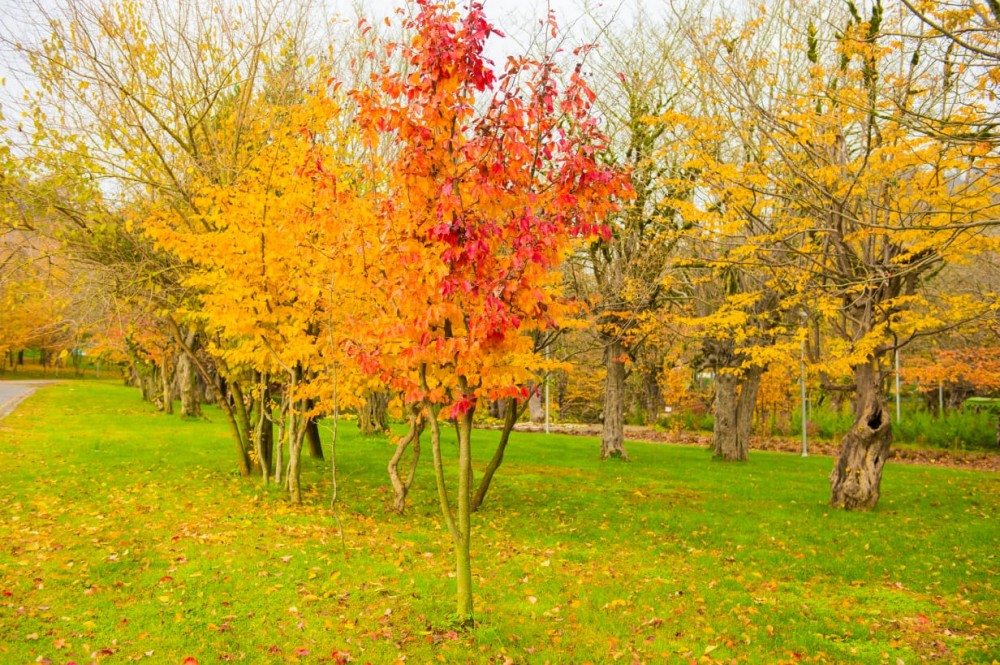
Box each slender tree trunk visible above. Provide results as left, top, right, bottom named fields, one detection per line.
left=274, top=410, right=284, bottom=487
left=286, top=422, right=304, bottom=504
left=472, top=397, right=524, bottom=512
left=601, top=338, right=629, bottom=460
left=454, top=407, right=474, bottom=623
left=829, top=361, right=891, bottom=510
left=254, top=381, right=271, bottom=481
left=712, top=368, right=762, bottom=462
left=166, top=319, right=251, bottom=476
left=230, top=380, right=253, bottom=462
left=358, top=390, right=390, bottom=435
left=387, top=407, right=424, bottom=513
left=285, top=368, right=306, bottom=504
left=426, top=394, right=474, bottom=625
left=161, top=353, right=174, bottom=415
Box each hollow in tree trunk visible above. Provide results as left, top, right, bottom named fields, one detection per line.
left=712, top=368, right=762, bottom=462
left=601, top=338, right=629, bottom=460
left=829, top=362, right=891, bottom=510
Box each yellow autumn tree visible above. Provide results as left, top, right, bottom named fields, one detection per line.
left=150, top=80, right=375, bottom=502
left=673, top=0, right=998, bottom=507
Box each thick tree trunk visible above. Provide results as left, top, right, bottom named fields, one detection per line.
left=305, top=418, right=323, bottom=458
left=357, top=390, right=390, bottom=435
left=829, top=362, right=891, bottom=510
left=640, top=365, right=663, bottom=425
left=712, top=368, right=762, bottom=462
left=139, top=367, right=156, bottom=405
left=304, top=396, right=323, bottom=459
left=736, top=369, right=761, bottom=448
left=713, top=372, right=741, bottom=460
left=177, top=330, right=202, bottom=418
left=601, top=338, right=629, bottom=460
left=527, top=380, right=544, bottom=423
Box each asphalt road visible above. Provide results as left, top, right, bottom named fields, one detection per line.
left=0, top=381, right=55, bottom=420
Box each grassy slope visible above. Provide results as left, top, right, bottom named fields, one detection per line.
left=0, top=381, right=997, bottom=664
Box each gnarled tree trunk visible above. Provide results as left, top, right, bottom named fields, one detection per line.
left=829, top=362, right=891, bottom=510
left=601, top=338, right=629, bottom=460
left=387, top=406, right=424, bottom=513
left=358, top=390, right=390, bottom=435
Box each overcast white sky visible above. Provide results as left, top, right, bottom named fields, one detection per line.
left=0, top=0, right=642, bottom=105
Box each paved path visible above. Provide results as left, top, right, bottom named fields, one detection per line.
left=0, top=381, right=56, bottom=421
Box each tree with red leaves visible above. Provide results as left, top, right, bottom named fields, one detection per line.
left=351, top=0, right=628, bottom=622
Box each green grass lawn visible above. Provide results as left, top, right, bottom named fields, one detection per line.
left=0, top=381, right=997, bottom=664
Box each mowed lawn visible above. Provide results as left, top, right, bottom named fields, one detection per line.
left=0, top=381, right=997, bottom=664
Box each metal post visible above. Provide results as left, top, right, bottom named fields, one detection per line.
left=801, top=336, right=808, bottom=457
left=939, top=380, right=944, bottom=416
left=544, top=346, right=550, bottom=435
left=895, top=349, right=901, bottom=423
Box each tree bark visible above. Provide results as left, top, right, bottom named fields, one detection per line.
left=230, top=380, right=253, bottom=462
left=357, top=390, right=390, bottom=435
left=161, top=353, right=174, bottom=415
left=454, top=406, right=474, bottom=623
left=713, top=372, right=741, bottom=460
left=527, top=380, right=544, bottom=423
left=285, top=368, right=306, bottom=504
left=712, top=368, right=761, bottom=462
left=304, top=395, right=323, bottom=459
left=601, top=338, right=629, bottom=460
left=640, top=364, right=663, bottom=425
left=177, top=329, right=202, bottom=418
left=254, top=381, right=271, bottom=481
left=387, top=407, right=424, bottom=513
left=829, top=362, right=891, bottom=510
left=165, top=318, right=251, bottom=476
left=472, top=397, right=525, bottom=512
